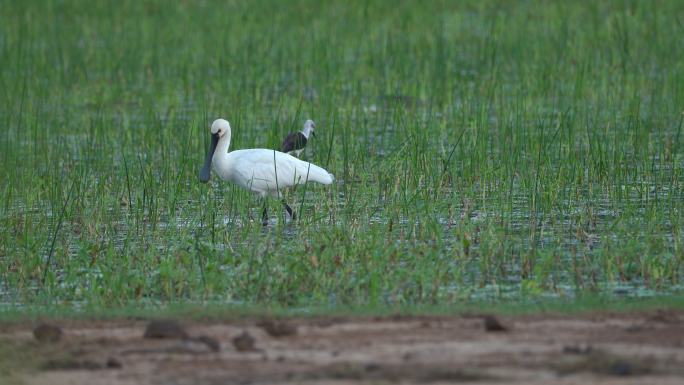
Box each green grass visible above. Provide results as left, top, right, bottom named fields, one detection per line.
left=0, top=0, right=683, bottom=309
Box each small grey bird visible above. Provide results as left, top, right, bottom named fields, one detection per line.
left=281, top=119, right=315, bottom=157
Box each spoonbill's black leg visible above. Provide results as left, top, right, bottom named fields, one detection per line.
left=282, top=200, right=296, bottom=220
left=261, top=200, right=269, bottom=226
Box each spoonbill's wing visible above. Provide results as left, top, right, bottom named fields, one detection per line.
left=231, top=149, right=332, bottom=196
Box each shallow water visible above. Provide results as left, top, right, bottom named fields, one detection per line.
left=2, top=169, right=681, bottom=307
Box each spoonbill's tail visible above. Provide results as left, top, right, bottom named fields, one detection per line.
left=304, top=162, right=334, bottom=185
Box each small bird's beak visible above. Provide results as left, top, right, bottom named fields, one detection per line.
left=199, top=133, right=219, bottom=183
left=311, top=131, right=316, bottom=138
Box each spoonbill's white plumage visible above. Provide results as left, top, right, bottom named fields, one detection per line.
left=281, top=119, right=315, bottom=157
left=199, top=119, right=333, bottom=223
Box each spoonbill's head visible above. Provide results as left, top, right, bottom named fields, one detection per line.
left=211, top=118, right=231, bottom=138
left=302, top=119, right=316, bottom=138
left=200, top=118, right=231, bottom=183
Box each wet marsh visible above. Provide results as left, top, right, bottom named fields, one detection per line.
left=0, top=0, right=683, bottom=308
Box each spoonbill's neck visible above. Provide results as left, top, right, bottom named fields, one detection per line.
left=213, top=134, right=232, bottom=161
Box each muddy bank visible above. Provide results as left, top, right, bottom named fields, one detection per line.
left=2, top=310, right=684, bottom=385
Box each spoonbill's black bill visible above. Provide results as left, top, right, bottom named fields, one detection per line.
left=199, top=133, right=219, bottom=183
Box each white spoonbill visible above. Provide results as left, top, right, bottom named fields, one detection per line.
left=281, top=119, right=315, bottom=157
left=199, top=118, right=334, bottom=223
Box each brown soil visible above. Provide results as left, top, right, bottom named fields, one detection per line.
left=2, top=310, right=684, bottom=385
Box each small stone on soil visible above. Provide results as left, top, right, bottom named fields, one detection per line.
left=143, top=320, right=189, bottom=339
left=106, top=357, right=123, bottom=369
left=257, top=319, right=298, bottom=337
left=195, top=335, right=221, bottom=352
left=232, top=331, right=257, bottom=352
left=33, top=323, right=62, bottom=343
left=483, top=315, right=507, bottom=332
